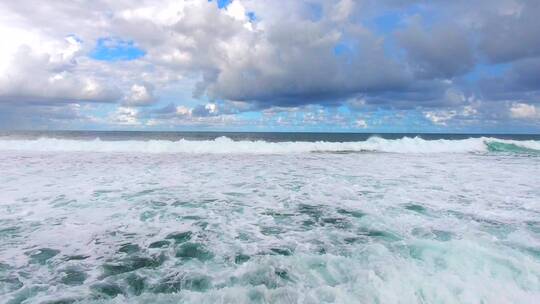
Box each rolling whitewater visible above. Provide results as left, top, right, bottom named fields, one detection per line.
left=0, top=131, right=539, bottom=303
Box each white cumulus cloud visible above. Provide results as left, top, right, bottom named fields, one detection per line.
left=510, top=103, right=539, bottom=119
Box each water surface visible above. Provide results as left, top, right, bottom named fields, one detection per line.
left=0, top=132, right=539, bottom=303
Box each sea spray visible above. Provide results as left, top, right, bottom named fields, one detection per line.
left=0, top=136, right=539, bottom=154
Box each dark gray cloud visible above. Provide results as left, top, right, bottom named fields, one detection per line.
left=396, top=24, right=475, bottom=79
left=478, top=0, right=540, bottom=63
left=199, top=17, right=411, bottom=107
left=479, top=57, right=540, bottom=103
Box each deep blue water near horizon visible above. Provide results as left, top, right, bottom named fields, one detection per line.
left=1, top=130, right=540, bottom=142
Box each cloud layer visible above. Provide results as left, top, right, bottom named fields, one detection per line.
left=0, top=0, right=539, bottom=131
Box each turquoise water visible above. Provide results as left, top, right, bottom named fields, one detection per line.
left=485, top=141, right=540, bottom=155
left=0, top=133, right=539, bottom=303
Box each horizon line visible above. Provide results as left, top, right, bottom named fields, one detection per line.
left=2, top=129, right=540, bottom=136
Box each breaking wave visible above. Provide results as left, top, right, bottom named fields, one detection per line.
left=0, top=136, right=539, bottom=154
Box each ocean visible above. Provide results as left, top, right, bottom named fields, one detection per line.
left=0, top=131, right=539, bottom=303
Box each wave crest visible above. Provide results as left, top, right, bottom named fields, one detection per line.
left=0, top=136, right=539, bottom=154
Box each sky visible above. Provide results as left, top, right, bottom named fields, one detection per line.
left=0, top=0, right=539, bottom=133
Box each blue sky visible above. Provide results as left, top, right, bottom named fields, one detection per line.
left=90, top=38, right=146, bottom=61
left=0, top=0, right=539, bottom=132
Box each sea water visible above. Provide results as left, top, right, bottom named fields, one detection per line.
left=0, top=132, right=539, bottom=303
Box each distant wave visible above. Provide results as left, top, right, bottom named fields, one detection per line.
left=0, top=136, right=539, bottom=154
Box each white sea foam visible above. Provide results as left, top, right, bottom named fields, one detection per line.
left=0, top=150, right=539, bottom=303
left=0, top=136, right=539, bottom=154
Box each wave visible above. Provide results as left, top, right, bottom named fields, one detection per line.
left=485, top=141, right=540, bottom=154
left=0, top=136, right=539, bottom=154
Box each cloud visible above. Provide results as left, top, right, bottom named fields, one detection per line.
left=0, top=0, right=539, bottom=131
left=510, top=103, right=539, bottom=119
left=396, top=23, right=475, bottom=79
left=423, top=110, right=457, bottom=126
left=122, top=83, right=157, bottom=107
left=0, top=39, right=121, bottom=105
left=423, top=102, right=480, bottom=126
left=479, top=57, right=540, bottom=103
left=0, top=103, right=97, bottom=129
left=355, top=119, right=368, bottom=128
left=478, top=0, right=540, bottom=63
left=193, top=3, right=410, bottom=107
left=110, top=107, right=141, bottom=125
